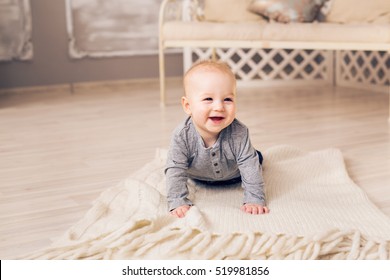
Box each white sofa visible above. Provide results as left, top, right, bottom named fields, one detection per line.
left=158, top=0, right=390, bottom=119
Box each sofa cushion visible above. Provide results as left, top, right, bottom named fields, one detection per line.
left=163, top=21, right=266, bottom=41
left=163, top=21, right=390, bottom=44
left=326, top=0, right=390, bottom=23
left=248, top=0, right=326, bottom=23
left=262, top=22, right=390, bottom=43
left=203, top=0, right=262, bottom=22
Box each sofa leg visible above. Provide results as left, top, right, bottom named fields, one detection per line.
left=159, top=45, right=166, bottom=106
left=211, top=47, right=217, bottom=61
left=388, top=93, right=390, bottom=124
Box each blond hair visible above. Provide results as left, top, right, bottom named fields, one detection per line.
left=183, top=60, right=236, bottom=95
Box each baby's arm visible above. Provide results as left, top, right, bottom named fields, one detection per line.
left=241, top=203, right=269, bottom=215
left=233, top=125, right=268, bottom=215
left=165, top=129, right=193, bottom=217
left=170, top=204, right=191, bottom=218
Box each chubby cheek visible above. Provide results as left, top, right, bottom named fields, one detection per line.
left=193, top=105, right=210, bottom=117
left=226, top=105, right=236, bottom=117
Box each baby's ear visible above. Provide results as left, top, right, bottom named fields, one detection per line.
left=181, top=96, right=192, bottom=115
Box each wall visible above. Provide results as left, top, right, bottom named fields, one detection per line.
left=0, top=0, right=183, bottom=89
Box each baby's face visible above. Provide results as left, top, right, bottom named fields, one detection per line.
left=182, top=68, right=236, bottom=141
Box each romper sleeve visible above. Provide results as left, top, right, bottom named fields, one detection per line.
left=234, top=125, right=266, bottom=206
left=165, top=127, right=194, bottom=211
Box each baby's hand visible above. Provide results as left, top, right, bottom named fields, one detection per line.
left=170, top=205, right=191, bottom=218
left=240, top=203, right=269, bottom=215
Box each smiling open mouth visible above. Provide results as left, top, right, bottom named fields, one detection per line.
left=209, top=117, right=225, bottom=121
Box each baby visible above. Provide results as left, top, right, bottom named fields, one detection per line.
left=165, top=60, right=269, bottom=218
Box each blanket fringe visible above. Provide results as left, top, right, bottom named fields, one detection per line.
left=26, top=218, right=390, bottom=260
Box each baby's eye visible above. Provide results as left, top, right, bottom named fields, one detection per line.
left=203, top=97, right=213, bottom=101
left=224, top=98, right=233, bottom=102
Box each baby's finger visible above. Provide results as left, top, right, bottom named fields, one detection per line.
left=170, top=209, right=183, bottom=218
left=170, top=210, right=179, bottom=217
left=251, top=206, right=259, bottom=215
left=177, top=208, right=186, bottom=218
left=245, top=206, right=253, bottom=214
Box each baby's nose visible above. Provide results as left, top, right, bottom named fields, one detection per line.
left=213, top=100, right=224, bottom=110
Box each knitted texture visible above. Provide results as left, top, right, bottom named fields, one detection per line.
left=28, top=146, right=390, bottom=259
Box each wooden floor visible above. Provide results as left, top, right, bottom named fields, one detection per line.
left=0, top=78, right=389, bottom=259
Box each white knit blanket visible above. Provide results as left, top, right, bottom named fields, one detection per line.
left=28, top=146, right=390, bottom=259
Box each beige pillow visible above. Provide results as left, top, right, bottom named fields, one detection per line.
left=326, top=0, right=390, bottom=23
left=248, top=0, right=326, bottom=23
left=203, top=0, right=262, bottom=22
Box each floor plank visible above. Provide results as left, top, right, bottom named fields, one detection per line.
left=0, top=78, right=389, bottom=259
